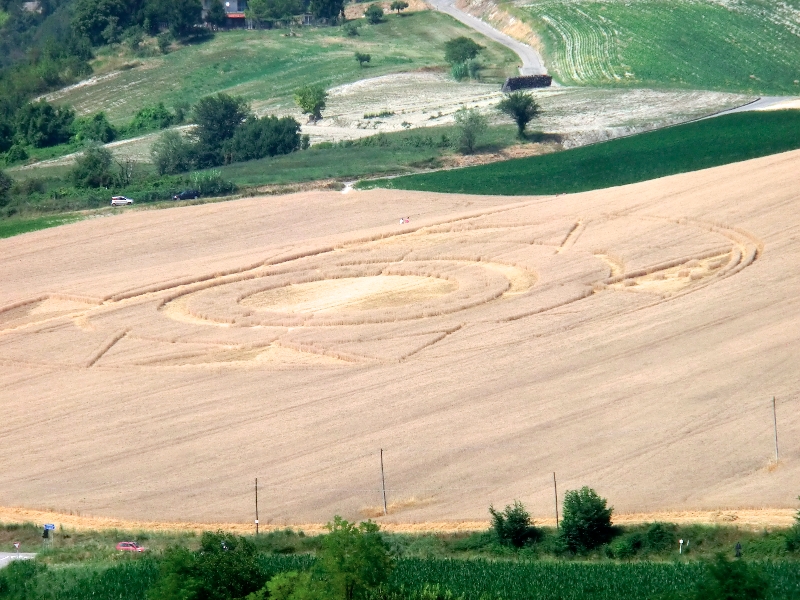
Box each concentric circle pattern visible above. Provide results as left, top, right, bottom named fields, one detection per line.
left=0, top=212, right=762, bottom=368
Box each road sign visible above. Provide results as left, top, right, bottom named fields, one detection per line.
left=44, top=524, right=55, bottom=530
left=13, top=542, right=20, bottom=549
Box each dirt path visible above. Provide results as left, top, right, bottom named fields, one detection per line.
left=427, top=0, right=547, bottom=75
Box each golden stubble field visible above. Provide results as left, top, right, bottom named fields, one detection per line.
left=1, top=150, right=799, bottom=527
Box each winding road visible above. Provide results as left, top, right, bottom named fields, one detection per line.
left=427, top=0, right=548, bottom=75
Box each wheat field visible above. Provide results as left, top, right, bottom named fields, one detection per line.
left=0, top=150, right=799, bottom=526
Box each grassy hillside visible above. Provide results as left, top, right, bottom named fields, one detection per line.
left=517, top=0, right=800, bottom=94
left=359, top=110, right=800, bottom=194
left=47, top=11, right=518, bottom=124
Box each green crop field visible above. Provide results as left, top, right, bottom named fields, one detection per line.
left=0, top=214, right=84, bottom=239
left=360, top=110, right=800, bottom=195
left=5, top=556, right=800, bottom=600
left=49, top=11, right=517, bottom=124
left=516, top=0, right=800, bottom=94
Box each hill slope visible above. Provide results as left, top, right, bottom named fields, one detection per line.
left=0, top=150, right=798, bottom=524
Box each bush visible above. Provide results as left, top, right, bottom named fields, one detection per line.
left=444, top=37, right=483, bottom=65
left=0, top=557, right=47, bottom=597
left=128, top=103, right=176, bottom=134
left=148, top=531, right=265, bottom=600
left=489, top=500, right=541, bottom=548
left=5, top=144, right=29, bottom=165
left=694, top=554, right=768, bottom=600
left=453, top=107, right=487, bottom=154
left=0, top=170, right=11, bottom=206
left=73, top=112, right=117, bottom=143
left=224, top=116, right=301, bottom=163
left=364, top=3, right=384, bottom=23
left=157, top=32, right=172, bottom=54
left=559, top=486, right=614, bottom=552
left=151, top=130, right=195, bottom=175
left=451, top=62, right=468, bottom=81
left=355, top=51, right=371, bottom=67
left=343, top=21, right=361, bottom=36
left=190, top=170, right=237, bottom=197
left=71, top=144, right=115, bottom=188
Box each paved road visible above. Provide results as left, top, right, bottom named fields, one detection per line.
left=427, top=0, right=547, bottom=75
left=0, top=552, right=36, bottom=568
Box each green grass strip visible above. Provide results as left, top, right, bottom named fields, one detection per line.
left=360, top=110, right=800, bottom=195
left=0, top=214, right=84, bottom=239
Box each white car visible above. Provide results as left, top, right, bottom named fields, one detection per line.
left=111, top=196, right=134, bottom=206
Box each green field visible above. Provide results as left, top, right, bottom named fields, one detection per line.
left=517, top=0, right=800, bottom=94
left=0, top=214, right=84, bottom=239
left=217, top=124, right=523, bottom=187
left=3, top=555, right=800, bottom=600
left=52, top=11, right=517, bottom=124
left=359, top=110, right=800, bottom=195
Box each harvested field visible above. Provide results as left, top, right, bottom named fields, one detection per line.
left=0, top=150, right=799, bottom=524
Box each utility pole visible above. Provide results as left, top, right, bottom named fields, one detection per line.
left=772, top=397, right=779, bottom=463
left=380, top=449, right=388, bottom=516
left=255, top=478, right=259, bottom=536
left=553, top=472, right=559, bottom=529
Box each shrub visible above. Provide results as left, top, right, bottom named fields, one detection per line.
left=355, top=51, right=371, bottom=67
left=444, top=36, right=483, bottom=65
left=151, top=130, right=195, bottom=175
left=497, top=92, right=541, bottom=138
left=453, top=107, right=487, bottom=154
left=224, top=116, right=301, bottom=163
left=364, top=3, right=384, bottom=24
left=787, top=495, right=800, bottom=552
left=73, top=112, right=117, bottom=143
left=0, top=170, right=11, bottom=206
left=450, top=62, right=468, bottom=81
left=559, top=486, right=614, bottom=552
left=466, top=59, right=481, bottom=80
left=694, top=554, right=768, bottom=600
left=71, top=144, right=115, bottom=188
left=0, top=557, right=47, bottom=597
left=157, top=32, right=172, bottom=54
left=190, top=170, right=237, bottom=197
left=5, top=144, right=29, bottom=165
left=489, top=500, right=541, bottom=548
left=128, top=103, right=176, bottom=134
left=343, top=21, right=361, bottom=36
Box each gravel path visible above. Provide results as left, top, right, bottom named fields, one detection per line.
left=427, top=0, right=547, bottom=75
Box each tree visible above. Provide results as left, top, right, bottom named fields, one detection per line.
left=489, top=500, right=541, bottom=548
left=73, top=112, right=117, bottom=143
left=309, top=0, right=345, bottom=20
left=354, top=51, right=371, bottom=68
left=224, top=115, right=301, bottom=163
left=694, top=554, right=768, bottom=600
left=192, top=93, right=250, bottom=166
left=15, top=101, right=75, bottom=148
left=559, top=486, right=614, bottom=552
left=294, top=85, right=328, bottom=122
left=497, top=91, right=541, bottom=138
left=444, top=36, right=483, bottom=65
left=0, top=169, right=12, bottom=207
left=453, top=107, right=487, bottom=154
left=315, top=516, right=393, bottom=600
left=148, top=531, right=266, bottom=600
left=206, top=0, right=228, bottom=28
left=71, top=144, right=115, bottom=188
left=168, top=0, right=203, bottom=38
left=390, top=0, right=408, bottom=13
left=364, top=3, right=383, bottom=24
left=151, top=130, right=194, bottom=175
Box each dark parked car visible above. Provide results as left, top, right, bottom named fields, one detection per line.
left=173, top=189, right=200, bottom=200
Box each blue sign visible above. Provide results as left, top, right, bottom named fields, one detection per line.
left=44, top=524, right=55, bottom=530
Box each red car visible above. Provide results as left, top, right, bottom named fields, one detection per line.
left=116, top=541, right=146, bottom=552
